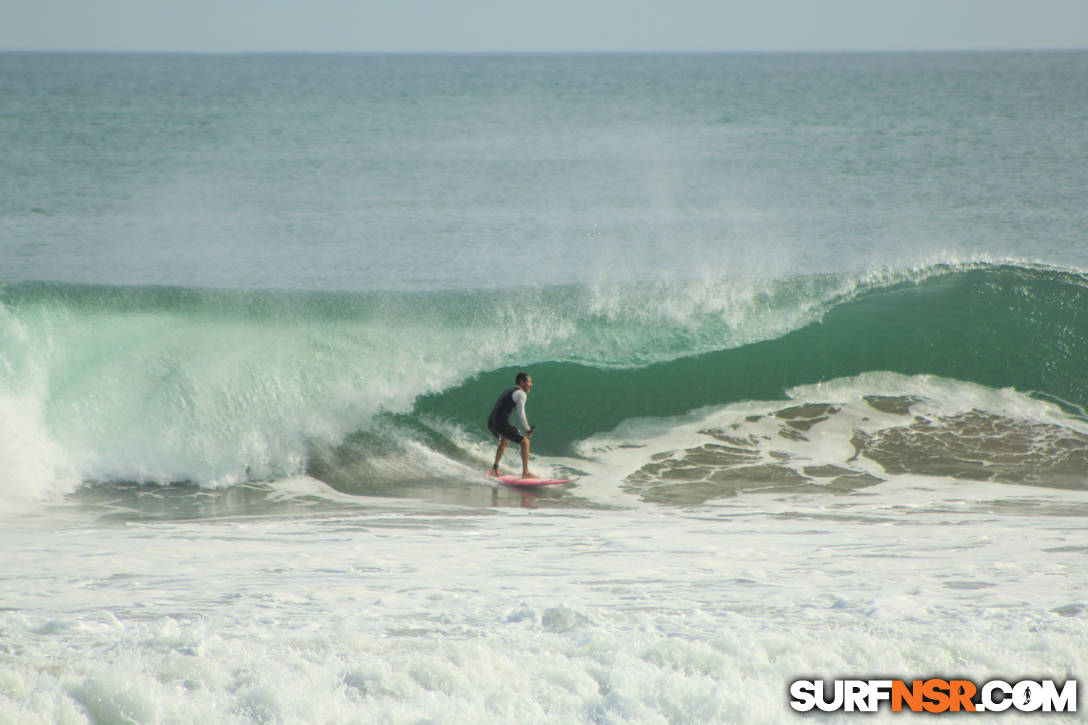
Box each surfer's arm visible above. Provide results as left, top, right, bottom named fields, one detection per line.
left=512, top=389, right=530, bottom=433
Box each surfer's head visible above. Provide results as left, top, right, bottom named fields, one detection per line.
left=516, top=371, right=532, bottom=392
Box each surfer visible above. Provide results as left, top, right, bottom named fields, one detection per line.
left=487, top=372, right=537, bottom=479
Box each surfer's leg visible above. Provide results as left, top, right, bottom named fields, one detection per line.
left=519, top=438, right=536, bottom=478
left=492, top=438, right=509, bottom=474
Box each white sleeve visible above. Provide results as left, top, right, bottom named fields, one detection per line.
left=512, top=389, right=530, bottom=432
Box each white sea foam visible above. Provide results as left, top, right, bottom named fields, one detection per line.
left=2, top=496, right=1085, bottom=723
left=573, top=372, right=1088, bottom=508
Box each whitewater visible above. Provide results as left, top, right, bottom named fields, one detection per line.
left=2, top=52, right=1087, bottom=723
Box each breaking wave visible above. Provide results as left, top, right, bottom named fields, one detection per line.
left=3, top=261, right=1087, bottom=504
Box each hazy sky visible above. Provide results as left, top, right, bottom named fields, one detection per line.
left=6, top=0, right=1088, bottom=53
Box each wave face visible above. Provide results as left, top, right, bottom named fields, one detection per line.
left=2, top=262, right=1088, bottom=502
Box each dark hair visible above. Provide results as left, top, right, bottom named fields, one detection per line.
left=516, top=371, right=530, bottom=384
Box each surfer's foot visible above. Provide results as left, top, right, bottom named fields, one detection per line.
left=521, top=472, right=539, bottom=479
left=489, top=467, right=501, bottom=477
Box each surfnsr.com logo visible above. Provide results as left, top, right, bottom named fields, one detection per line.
left=789, top=678, right=1078, bottom=714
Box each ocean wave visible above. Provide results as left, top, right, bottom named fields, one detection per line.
left=2, top=260, right=1087, bottom=500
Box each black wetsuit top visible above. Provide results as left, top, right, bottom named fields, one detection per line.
left=487, top=386, right=526, bottom=442
left=488, top=387, right=519, bottom=427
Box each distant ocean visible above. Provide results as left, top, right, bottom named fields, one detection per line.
left=2, top=52, right=1086, bottom=723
